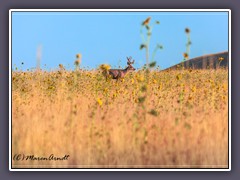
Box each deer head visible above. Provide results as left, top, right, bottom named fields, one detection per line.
left=126, top=56, right=135, bottom=71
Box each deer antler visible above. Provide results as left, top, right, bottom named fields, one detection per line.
left=127, top=56, right=132, bottom=62
left=127, top=56, right=134, bottom=65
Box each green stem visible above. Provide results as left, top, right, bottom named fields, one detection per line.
left=146, top=46, right=149, bottom=68
left=187, top=34, right=191, bottom=58
left=151, top=45, right=159, bottom=62
left=140, top=26, right=145, bottom=43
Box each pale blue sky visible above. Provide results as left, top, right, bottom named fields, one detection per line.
left=11, top=11, right=229, bottom=70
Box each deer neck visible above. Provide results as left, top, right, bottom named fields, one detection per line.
left=123, top=67, right=130, bottom=74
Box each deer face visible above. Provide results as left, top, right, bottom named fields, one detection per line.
left=127, top=56, right=135, bottom=71
left=127, top=64, right=136, bottom=71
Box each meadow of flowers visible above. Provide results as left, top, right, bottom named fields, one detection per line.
left=12, top=67, right=228, bottom=168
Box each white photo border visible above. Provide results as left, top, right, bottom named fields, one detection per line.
left=9, top=9, right=231, bottom=171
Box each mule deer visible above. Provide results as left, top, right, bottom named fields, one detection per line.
left=104, top=56, right=136, bottom=80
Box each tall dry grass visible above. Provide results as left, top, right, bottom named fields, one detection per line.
left=12, top=69, right=228, bottom=168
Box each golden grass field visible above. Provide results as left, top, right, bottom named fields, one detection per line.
left=12, top=68, right=228, bottom=168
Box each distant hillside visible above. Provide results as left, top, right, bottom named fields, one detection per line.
left=165, top=51, right=229, bottom=70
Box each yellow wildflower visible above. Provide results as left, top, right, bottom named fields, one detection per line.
left=76, top=53, right=81, bottom=59
left=183, top=53, right=189, bottom=59
left=142, top=17, right=151, bottom=26
left=99, top=64, right=111, bottom=71
left=185, top=28, right=190, bottom=34
left=137, top=75, right=145, bottom=82
left=176, top=74, right=182, bottom=80
left=74, top=59, right=80, bottom=66
left=96, top=98, right=103, bottom=106
left=218, top=57, right=224, bottom=61
left=191, top=86, right=196, bottom=93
